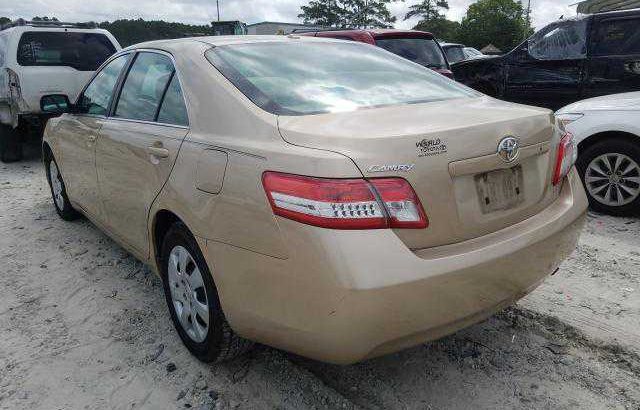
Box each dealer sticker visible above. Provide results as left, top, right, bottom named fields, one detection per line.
left=416, top=138, right=447, bottom=157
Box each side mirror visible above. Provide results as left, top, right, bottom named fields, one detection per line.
left=40, top=94, right=72, bottom=115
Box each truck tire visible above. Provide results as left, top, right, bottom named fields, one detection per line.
left=0, top=124, right=23, bottom=163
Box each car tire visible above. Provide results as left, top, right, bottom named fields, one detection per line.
left=576, top=138, right=640, bottom=216
left=160, top=222, right=253, bottom=362
left=45, top=153, right=81, bottom=221
left=0, top=124, right=23, bottom=163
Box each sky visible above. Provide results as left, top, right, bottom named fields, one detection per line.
left=0, top=0, right=580, bottom=31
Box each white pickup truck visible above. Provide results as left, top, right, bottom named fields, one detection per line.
left=0, top=20, right=120, bottom=162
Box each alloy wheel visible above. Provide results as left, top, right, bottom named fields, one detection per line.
left=585, top=153, right=640, bottom=207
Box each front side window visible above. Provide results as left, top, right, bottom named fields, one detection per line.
left=17, top=32, right=116, bottom=71
left=206, top=42, right=476, bottom=116
left=77, top=54, right=129, bottom=116
left=444, top=46, right=465, bottom=63
left=528, top=18, right=588, bottom=60
left=375, top=38, right=447, bottom=69
left=115, top=52, right=174, bottom=122
left=157, top=75, right=189, bottom=126
left=591, top=18, right=640, bottom=56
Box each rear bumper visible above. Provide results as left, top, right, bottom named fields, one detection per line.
left=205, top=168, right=587, bottom=364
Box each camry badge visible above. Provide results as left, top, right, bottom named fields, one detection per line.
left=497, top=136, right=520, bottom=163
left=367, top=164, right=415, bottom=173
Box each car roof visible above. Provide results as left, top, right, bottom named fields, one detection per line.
left=125, top=34, right=359, bottom=51
left=299, top=28, right=435, bottom=39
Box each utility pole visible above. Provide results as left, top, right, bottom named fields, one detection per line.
left=524, top=0, right=531, bottom=39
left=216, top=0, right=220, bottom=21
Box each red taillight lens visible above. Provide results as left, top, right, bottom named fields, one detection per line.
left=369, top=178, right=428, bottom=229
left=262, top=172, right=428, bottom=230
left=553, top=132, right=577, bottom=186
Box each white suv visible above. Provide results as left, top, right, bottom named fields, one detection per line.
left=0, top=20, right=120, bottom=162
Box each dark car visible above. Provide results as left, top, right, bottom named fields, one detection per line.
left=452, top=9, right=640, bottom=110
left=297, top=29, right=454, bottom=78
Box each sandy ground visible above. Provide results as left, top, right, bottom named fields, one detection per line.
left=1, top=147, right=639, bottom=410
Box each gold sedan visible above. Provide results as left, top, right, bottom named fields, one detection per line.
left=42, top=36, right=587, bottom=364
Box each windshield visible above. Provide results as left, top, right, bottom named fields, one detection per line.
left=17, top=31, right=116, bottom=71
left=464, top=47, right=482, bottom=57
left=374, top=37, right=447, bottom=69
left=444, top=46, right=465, bottom=63
left=206, top=41, right=476, bottom=116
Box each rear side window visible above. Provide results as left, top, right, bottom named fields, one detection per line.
left=528, top=19, right=588, bottom=60
left=591, top=18, right=640, bottom=56
left=17, top=32, right=116, bottom=71
left=115, top=52, right=174, bottom=122
left=77, top=54, right=129, bottom=116
left=375, top=37, right=447, bottom=69
left=157, top=75, right=189, bottom=126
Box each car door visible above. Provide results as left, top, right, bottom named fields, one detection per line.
left=584, top=15, right=640, bottom=98
left=96, top=51, right=189, bottom=256
left=55, top=53, right=130, bottom=218
left=504, top=18, right=588, bottom=109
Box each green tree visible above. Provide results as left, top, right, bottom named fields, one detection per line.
left=457, top=0, right=532, bottom=51
left=405, top=0, right=449, bottom=21
left=0, top=17, right=11, bottom=26
left=299, top=0, right=397, bottom=28
left=299, top=0, right=345, bottom=27
left=414, top=17, right=460, bottom=41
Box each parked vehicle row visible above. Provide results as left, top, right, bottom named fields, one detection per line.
left=1, top=13, right=636, bottom=366
left=0, top=20, right=121, bottom=161
left=41, top=35, right=587, bottom=364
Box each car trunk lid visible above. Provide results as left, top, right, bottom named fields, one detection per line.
left=278, top=96, right=560, bottom=249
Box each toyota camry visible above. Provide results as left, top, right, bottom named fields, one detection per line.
left=41, top=35, right=587, bottom=364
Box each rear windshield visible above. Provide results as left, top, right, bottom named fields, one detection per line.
left=17, top=32, right=116, bottom=71
left=444, top=46, right=466, bottom=63
left=206, top=42, right=477, bottom=116
left=375, top=37, right=447, bottom=69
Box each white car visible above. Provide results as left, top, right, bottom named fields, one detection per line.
left=557, top=92, right=640, bottom=215
left=0, top=19, right=120, bottom=162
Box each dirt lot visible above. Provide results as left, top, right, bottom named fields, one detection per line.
left=1, top=148, right=639, bottom=410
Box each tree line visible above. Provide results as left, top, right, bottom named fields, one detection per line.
left=299, top=0, right=534, bottom=51
left=0, top=16, right=216, bottom=47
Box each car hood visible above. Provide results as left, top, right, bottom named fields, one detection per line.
left=557, top=92, right=640, bottom=113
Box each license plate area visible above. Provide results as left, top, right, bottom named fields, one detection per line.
left=475, top=166, right=524, bottom=214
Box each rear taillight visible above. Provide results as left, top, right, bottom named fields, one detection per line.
left=553, top=132, right=577, bottom=185
left=262, top=172, right=428, bottom=230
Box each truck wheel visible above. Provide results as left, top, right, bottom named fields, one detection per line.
left=576, top=138, right=640, bottom=216
left=45, top=154, right=81, bottom=221
left=160, top=222, right=253, bottom=362
left=0, top=124, right=23, bottom=162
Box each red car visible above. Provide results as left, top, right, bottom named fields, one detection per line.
left=297, top=29, right=454, bottom=79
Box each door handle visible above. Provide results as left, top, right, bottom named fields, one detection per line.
left=147, top=146, right=170, bottom=158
